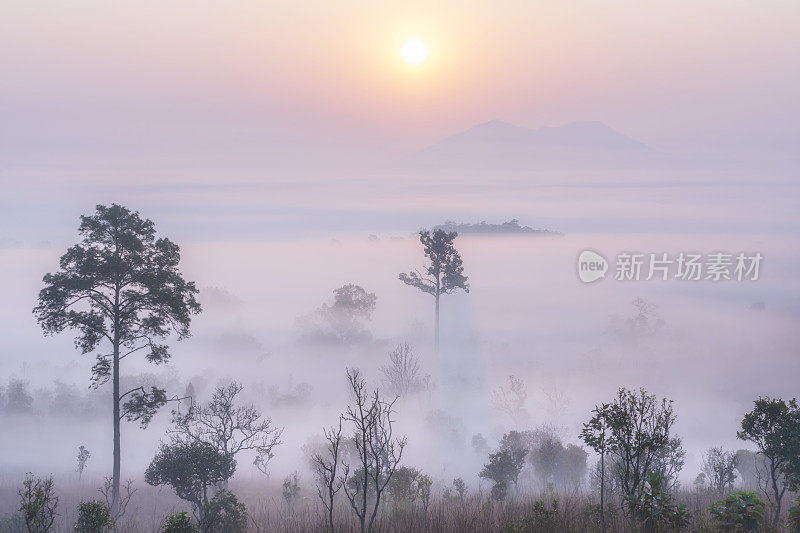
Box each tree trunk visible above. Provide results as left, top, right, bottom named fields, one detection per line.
left=600, top=450, right=606, bottom=533
left=434, top=292, right=440, bottom=354
left=111, top=287, right=121, bottom=514
left=112, top=340, right=121, bottom=512
left=771, top=467, right=783, bottom=527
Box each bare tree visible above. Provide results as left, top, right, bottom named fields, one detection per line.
left=702, top=447, right=737, bottom=495
left=380, top=344, right=429, bottom=398
left=169, top=382, right=283, bottom=481
left=340, top=369, right=406, bottom=533
left=312, top=419, right=345, bottom=533
left=491, top=375, right=529, bottom=428
left=542, top=385, right=570, bottom=421
left=99, top=476, right=136, bottom=520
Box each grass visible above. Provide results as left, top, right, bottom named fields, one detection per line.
left=0, top=473, right=794, bottom=532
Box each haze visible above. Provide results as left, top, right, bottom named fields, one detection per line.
left=1, top=1, right=799, bottom=531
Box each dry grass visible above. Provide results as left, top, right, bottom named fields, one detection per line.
left=0, top=474, right=793, bottom=532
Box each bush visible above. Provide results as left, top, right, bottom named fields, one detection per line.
left=708, top=491, right=765, bottom=532
left=163, top=512, right=197, bottom=533
left=74, top=500, right=114, bottom=532
left=18, top=473, right=58, bottom=533
left=490, top=482, right=508, bottom=501
left=201, top=491, right=247, bottom=533
left=627, top=472, right=690, bottom=531
left=787, top=496, right=800, bottom=533
left=517, top=499, right=559, bottom=532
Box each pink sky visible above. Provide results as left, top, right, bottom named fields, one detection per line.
left=2, top=0, right=799, bottom=161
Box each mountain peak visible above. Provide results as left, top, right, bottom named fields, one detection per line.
left=402, top=119, right=656, bottom=174
left=433, top=120, right=649, bottom=151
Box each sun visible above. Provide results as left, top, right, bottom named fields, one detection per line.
left=401, top=39, right=429, bottom=65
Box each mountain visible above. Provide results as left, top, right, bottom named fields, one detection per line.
left=432, top=120, right=649, bottom=151
left=397, top=120, right=661, bottom=175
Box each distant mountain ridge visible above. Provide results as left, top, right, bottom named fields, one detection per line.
left=433, top=120, right=649, bottom=151
left=398, top=120, right=658, bottom=175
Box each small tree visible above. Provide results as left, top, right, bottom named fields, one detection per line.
left=340, top=368, right=406, bottom=533
left=76, top=446, right=91, bottom=479
left=452, top=478, right=467, bottom=500
left=18, top=473, right=58, bottom=533
left=169, top=382, right=282, bottom=479
left=312, top=420, right=345, bottom=533
left=74, top=500, right=114, bottom=532
left=529, top=434, right=564, bottom=488
left=737, top=397, right=800, bottom=526
left=555, top=444, right=589, bottom=489
left=282, top=472, right=301, bottom=506
left=491, top=375, right=529, bottom=428
left=480, top=447, right=527, bottom=500
left=592, top=388, right=680, bottom=520
left=399, top=229, right=468, bottom=352
left=33, top=204, right=201, bottom=509
left=380, top=343, right=429, bottom=398
left=581, top=403, right=612, bottom=533
left=416, top=474, right=432, bottom=513
left=702, top=447, right=738, bottom=495
left=300, top=284, right=377, bottom=344
left=387, top=467, right=424, bottom=504
left=201, top=491, right=247, bottom=533
left=651, top=435, right=686, bottom=492
left=145, top=441, right=236, bottom=524
left=5, top=379, right=34, bottom=414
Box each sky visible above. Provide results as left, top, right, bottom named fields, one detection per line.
left=2, top=0, right=799, bottom=178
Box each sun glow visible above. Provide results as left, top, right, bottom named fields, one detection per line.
left=401, top=39, right=429, bottom=65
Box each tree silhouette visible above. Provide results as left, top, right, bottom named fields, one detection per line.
left=33, top=204, right=201, bottom=511
left=145, top=441, right=235, bottom=524
left=399, top=230, right=468, bottom=352
left=737, top=397, right=800, bottom=526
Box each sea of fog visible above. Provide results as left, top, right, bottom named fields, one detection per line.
left=1, top=175, right=799, bottom=490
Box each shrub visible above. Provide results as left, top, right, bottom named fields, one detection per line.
left=18, top=474, right=58, bottom=533
left=162, top=512, right=197, bottom=533
left=282, top=472, right=301, bottom=506
left=74, top=500, right=114, bottom=533
left=518, top=499, right=559, bottom=532
left=452, top=478, right=467, bottom=500
left=490, top=482, right=508, bottom=501
left=627, top=472, right=690, bottom=532
left=708, top=491, right=765, bottom=532
left=201, top=491, right=247, bottom=533
left=787, top=496, right=800, bottom=533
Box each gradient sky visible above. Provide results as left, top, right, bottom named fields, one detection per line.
left=2, top=0, right=799, bottom=173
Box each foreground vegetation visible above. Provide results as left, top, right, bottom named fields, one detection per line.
left=2, top=477, right=800, bottom=532
left=3, top=204, right=798, bottom=532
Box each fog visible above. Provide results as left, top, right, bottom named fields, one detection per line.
left=2, top=180, right=799, bottom=483
left=2, top=2, right=799, bottom=530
